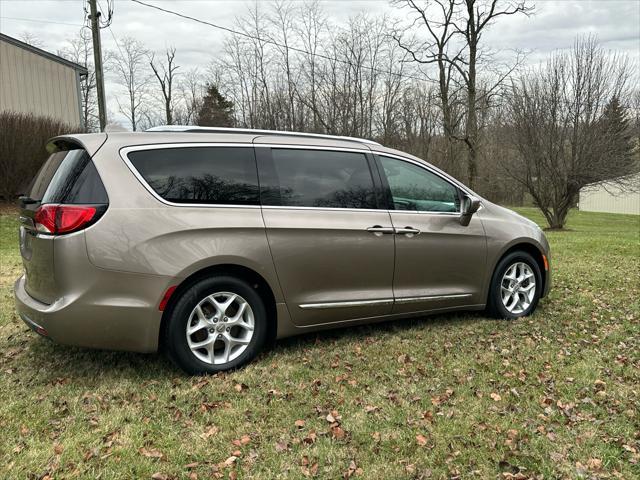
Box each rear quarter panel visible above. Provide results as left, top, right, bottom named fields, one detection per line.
left=84, top=140, right=285, bottom=303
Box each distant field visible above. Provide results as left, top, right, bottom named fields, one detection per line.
left=0, top=207, right=638, bottom=479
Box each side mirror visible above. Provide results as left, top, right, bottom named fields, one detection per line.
left=460, top=194, right=481, bottom=226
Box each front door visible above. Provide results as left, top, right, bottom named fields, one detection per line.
left=376, top=155, right=487, bottom=314
left=259, top=147, right=395, bottom=326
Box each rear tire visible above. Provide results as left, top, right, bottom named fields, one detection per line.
left=486, top=251, right=542, bottom=319
left=164, top=276, right=268, bottom=374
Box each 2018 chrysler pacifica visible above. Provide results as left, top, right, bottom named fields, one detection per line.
left=15, top=127, right=550, bottom=374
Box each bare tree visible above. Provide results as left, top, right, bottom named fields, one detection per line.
left=392, top=0, right=532, bottom=189
left=58, top=29, right=98, bottom=131
left=296, top=0, right=326, bottom=132
left=269, top=0, right=299, bottom=130
left=107, top=37, right=150, bottom=131
left=505, top=36, right=635, bottom=229
left=177, top=68, right=204, bottom=125
left=149, top=47, right=180, bottom=125
left=19, top=31, right=44, bottom=48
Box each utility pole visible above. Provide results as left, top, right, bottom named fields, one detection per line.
left=88, top=0, right=107, bottom=131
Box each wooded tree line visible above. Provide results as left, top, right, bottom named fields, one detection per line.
left=50, top=0, right=638, bottom=228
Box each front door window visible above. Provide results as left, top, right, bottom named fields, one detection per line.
left=379, top=156, right=460, bottom=212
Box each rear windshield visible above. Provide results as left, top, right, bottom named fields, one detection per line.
left=29, top=148, right=108, bottom=204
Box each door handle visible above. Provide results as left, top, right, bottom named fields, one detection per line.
left=367, top=225, right=395, bottom=236
left=395, top=226, right=421, bottom=236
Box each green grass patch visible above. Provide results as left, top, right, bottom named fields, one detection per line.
left=0, top=207, right=638, bottom=479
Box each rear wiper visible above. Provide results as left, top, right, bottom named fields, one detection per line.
left=18, top=196, right=40, bottom=205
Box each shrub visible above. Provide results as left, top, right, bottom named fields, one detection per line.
left=0, top=112, right=81, bottom=201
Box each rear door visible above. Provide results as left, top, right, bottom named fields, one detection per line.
left=258, top=146, right=395, bottom=327
left=19, top=143, right=108, bottom=304
left=376, top=154, right=487, bottom=313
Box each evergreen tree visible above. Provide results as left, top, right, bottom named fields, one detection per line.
left=195, top=84, right=234, bottom=127
left=600, top=96, right=636, bottom=175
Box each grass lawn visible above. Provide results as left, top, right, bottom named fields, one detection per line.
left=0, top=207, right=638, bottom=479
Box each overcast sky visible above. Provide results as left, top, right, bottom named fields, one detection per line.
left=1, top=0, right=638, bottom=126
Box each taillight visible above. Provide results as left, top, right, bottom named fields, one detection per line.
left=34, top=204, right=97, bottom=235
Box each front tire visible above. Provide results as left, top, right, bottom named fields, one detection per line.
left=486, top=251, right=542, bottom=319
left=164, top=276, right=268, bottom=374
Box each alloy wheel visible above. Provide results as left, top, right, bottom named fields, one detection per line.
left=185, top=292, right=255, bottom=365
left=500, top=262, right=536, bottom=315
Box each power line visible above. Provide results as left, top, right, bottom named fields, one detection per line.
left=0, top=16, right=84, bottom=27
left=107, top=24, right=126, bottom=61
left=129, top=0, right=427, bottom=83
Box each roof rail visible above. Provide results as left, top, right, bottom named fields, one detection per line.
left=145, top=125, right=381, bottom=146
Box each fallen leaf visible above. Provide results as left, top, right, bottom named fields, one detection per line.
left=276, top=441, right=289, bottom=452
left=191, top=378, right=209, bottom=390
left=224, top=455, right=238, bottom=466
left=490, top=392, right=502, bottom=402
left=586, top=458, right=602, bottom=470
left=331, top=425, right=346, bottom=439
left=200, top=425, right=219, bottom=439
left=139, top=447, right=164, bottom=459
left=416, top=434, right=428, bottom=446
left=295, top=419, right=306, bottom=428
left=303, top=430, right=317, bottom=444
left=345, top=459, right=358, bottom=478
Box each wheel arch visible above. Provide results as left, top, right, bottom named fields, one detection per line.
left=490, top=241, right=548, bottom=300
left=158, top=263, right=278, bottom=350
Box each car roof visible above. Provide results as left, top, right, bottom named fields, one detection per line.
left=61, top=127, right=379, bottom=152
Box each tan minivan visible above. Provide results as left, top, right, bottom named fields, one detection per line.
left=15, top=127, right=550, bottom=373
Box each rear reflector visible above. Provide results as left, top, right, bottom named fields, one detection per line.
left=35, top=325, right=49, bottom=337
left=159, top=286, right=177, bottom=311
left=34, top=204, right=97, bottom=235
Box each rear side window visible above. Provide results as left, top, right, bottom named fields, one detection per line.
left=260, top=149, right=377, bottom=209
left=128, top=147, right=259, bottom=205
left=30, top=149, right=108, bottom=204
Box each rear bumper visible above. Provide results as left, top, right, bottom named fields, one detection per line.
left=14, top=274, right=168, bottom=353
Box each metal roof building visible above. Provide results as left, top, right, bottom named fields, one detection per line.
left=0, top=33, right=87, bottom=126
left=579, top=173, right=640, bottom=216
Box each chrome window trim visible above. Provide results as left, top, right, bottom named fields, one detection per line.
left=120, top=143, right=262, bottom=209
left=261, top=205, right=389, bottom=213
left=120, top=142, right=475, bottom=213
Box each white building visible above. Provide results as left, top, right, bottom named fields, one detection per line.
left=0, top=33, right=87, bottom=126
left=579, top=173, right=640, bottom=215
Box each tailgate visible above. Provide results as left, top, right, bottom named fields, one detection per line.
left=19, top=138, right=108, bottom=304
